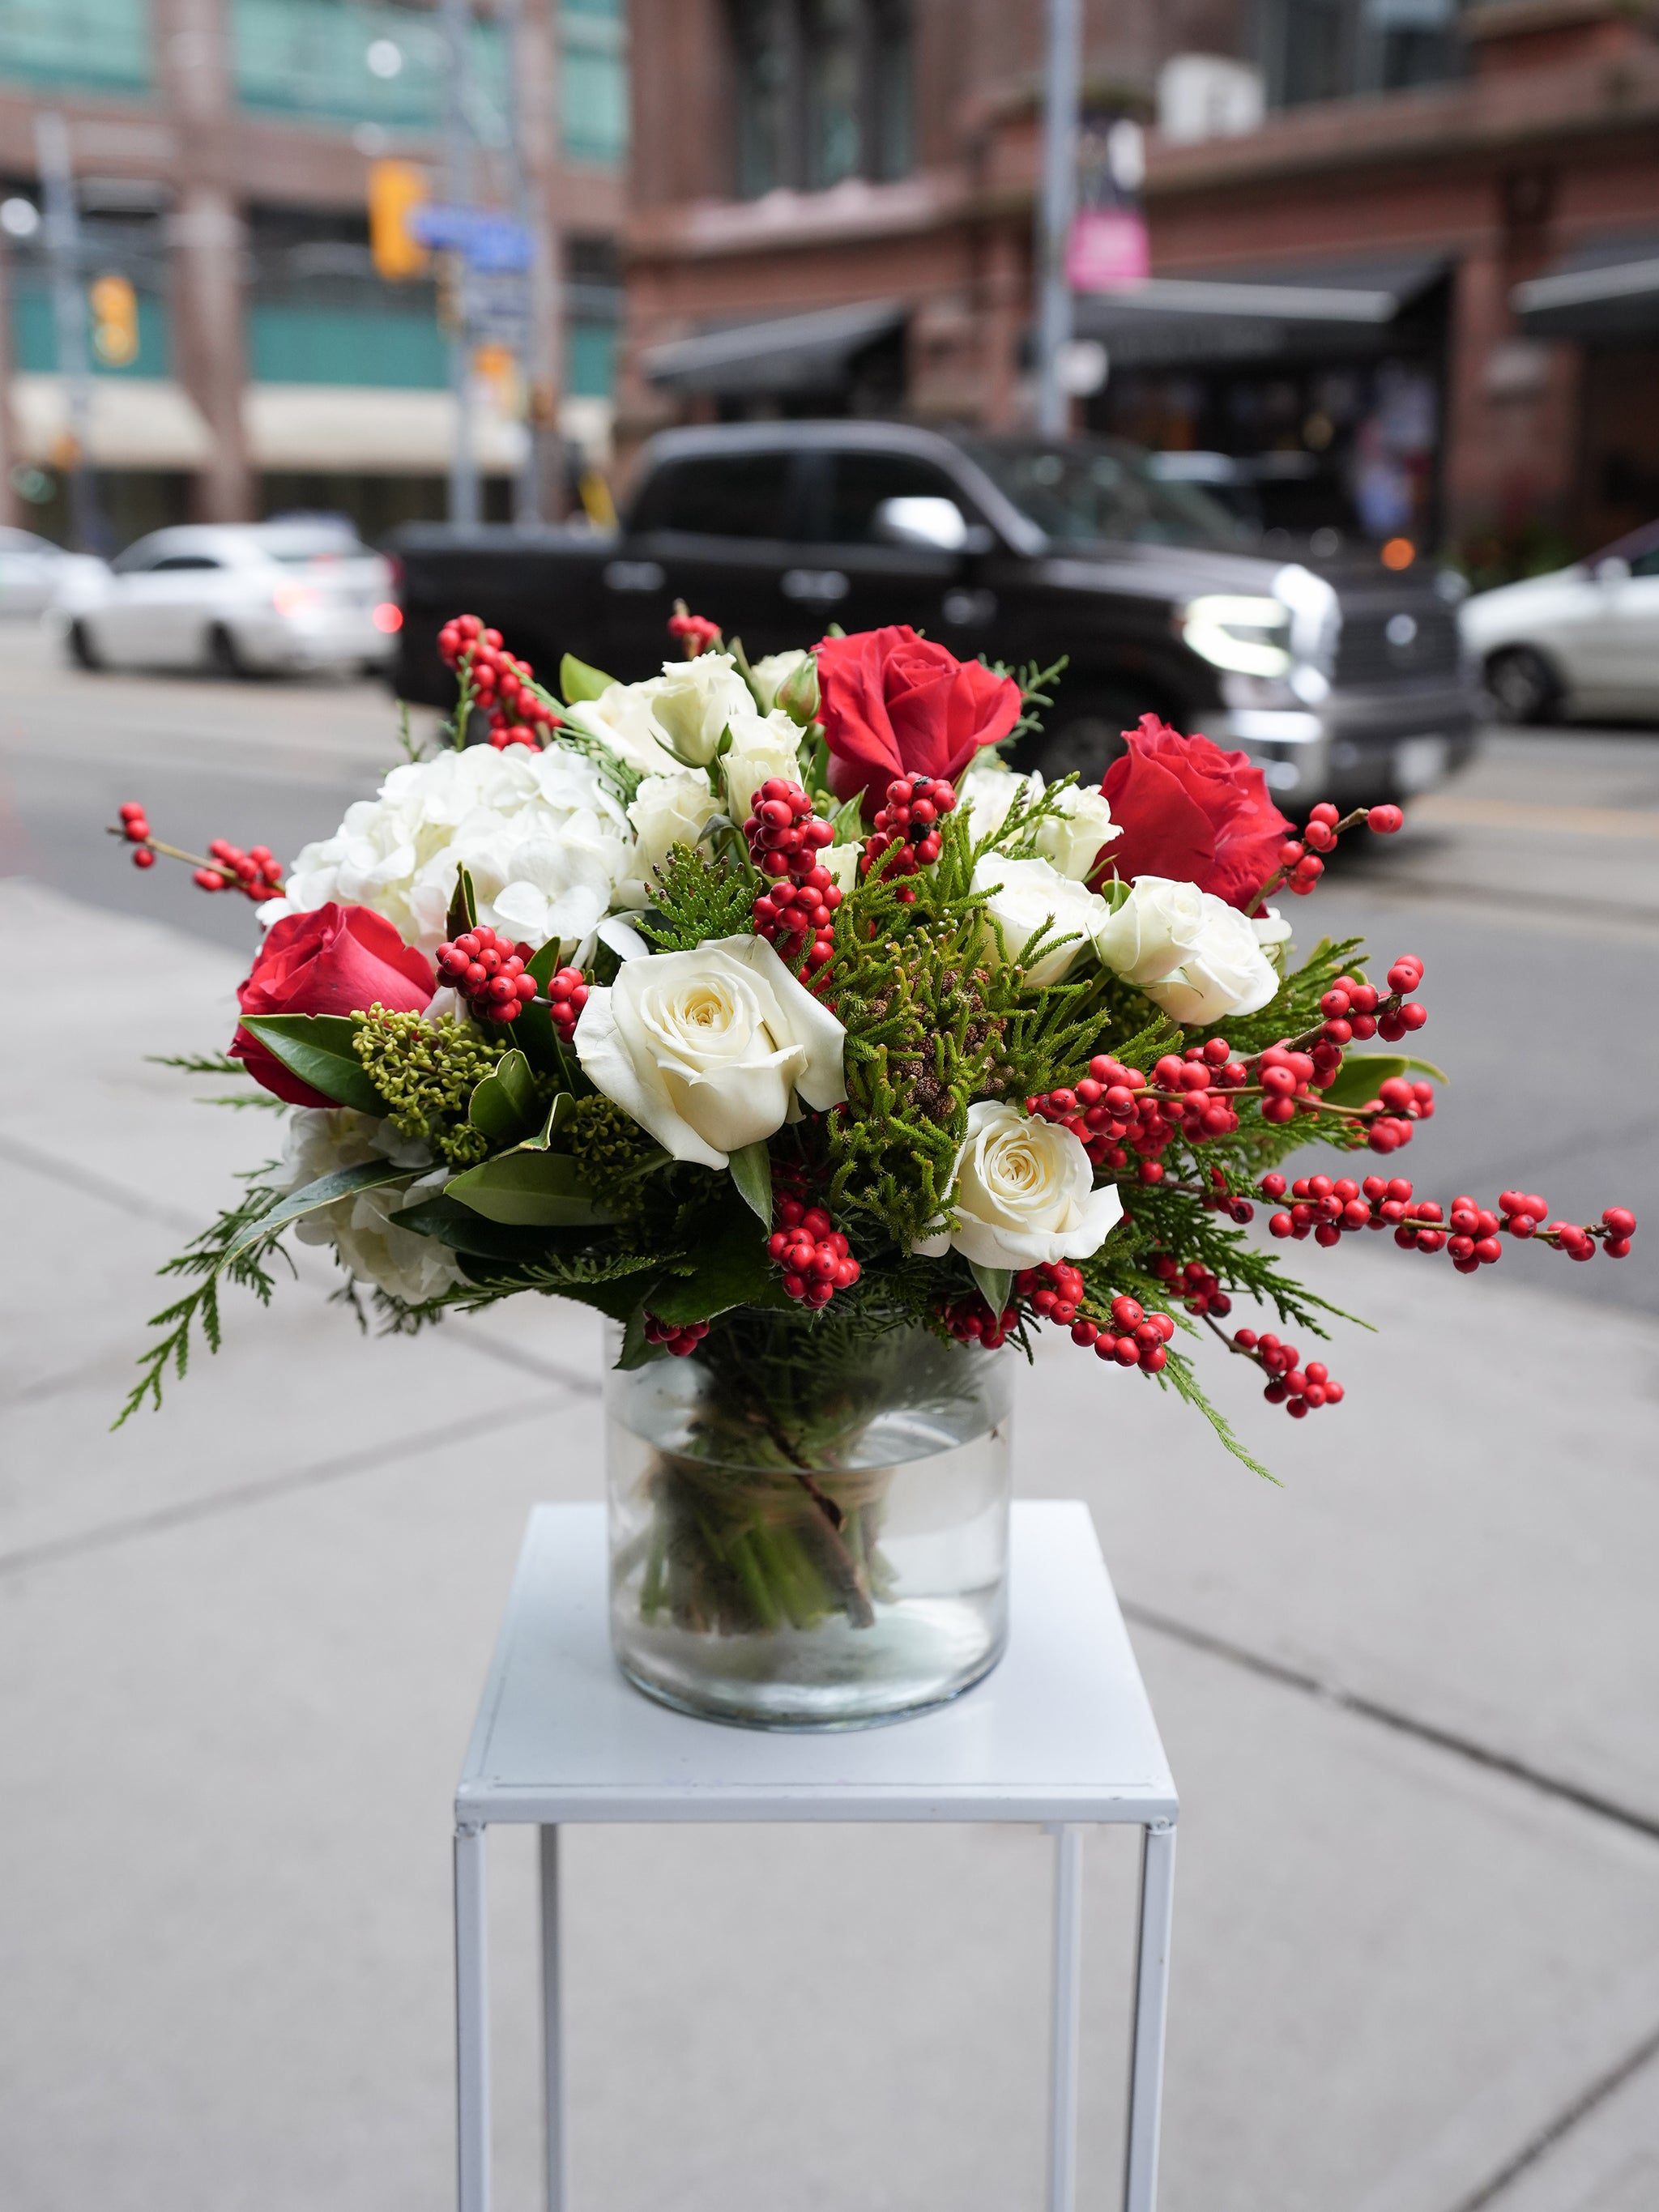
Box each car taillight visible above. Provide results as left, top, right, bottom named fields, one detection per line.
left=271, top=582, right=322, bottom=616
left=373, top=602, right=403, bottom=633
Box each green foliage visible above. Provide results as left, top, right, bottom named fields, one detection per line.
left=443, top=1149, right=613, bottom=1226
left=241, top=1013, right=386, bottom=1115
left=115, top=1169, right=293, bottom=1425
left=351, top=1008, right=505, bottom=1165
left=1157, top=1346, right=1276, bottom=1482
left=638, top=845, right=756, bottom=952
left=564, top=1093, right=667, bottom=1213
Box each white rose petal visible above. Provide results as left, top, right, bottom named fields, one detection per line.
left=574, top=934, right=847, bottom=1167
left=823, top=842, right=862, bottom=895
left=560, top=681, right=684, bottom=779
left=915, top=1101, right=1123, bottom=1270
left=1094, top=874, right=1280, bottom=1024
left=1034, top=782, right=1121, bottom=880
left=748, top=649, right=808, bottom=711
left=624, top=769, right=719, bottom=895
left=721, top=710, right=805, bottom=820
left=650, top=651, right=757, bottom=766
left=959, top=758, right=1037, bottom=845
left=1252, top=905, right=1294, bottom=971
left=971, top=851, right=1111, bottom=987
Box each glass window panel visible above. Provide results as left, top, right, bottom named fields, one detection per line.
left=631, top=452, right=794, bottom=538
left=819, top=451, right=964, bottom=542
left=561, top=0, right=629, bottom=166
left=733, top=0, right=791, bottom=198
left=0, top=0, right=149, bottom=95
left=567, top=321, right=617, bottom=399
left=806, top=0, right=861, bottom=189
left=232, top=0, right=507, bottom=134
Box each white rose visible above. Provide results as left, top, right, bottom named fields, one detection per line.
left=1252, top=906, right=1294, bottom=971
left=650, top=651, right=757, bottom=766
left=971, top=851, right=1111, bottom=987
left=622, top=769, right=718, bottom=903
left=916, top=1101, right=1123, bottom=1271
left=574, top=933, right=847, bottom=1168
left=959, top=758, right=1036, bottom=845
left=559, top=681, right=684, bottom=779
left=1094, top=875, right=1280, bottom=1024
left=823, top=842, right=861, bottom=895
left=1034, top=783, right=1120, bottom=880
left=721, top=710, right=805, bottom=820
left=282, top=1108, right=463, bottom=1305
left=748, top=649, right=808, bottom=712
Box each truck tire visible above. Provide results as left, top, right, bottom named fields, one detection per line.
left=1485, top=646, right=1559, bottom=727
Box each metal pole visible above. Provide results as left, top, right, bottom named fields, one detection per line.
left=1124, top=1822, right=1176, bottom=2212
left=34, top=112, right=103, bottom=552
left=499, top=0, right=554, bottom=526
left=454, top=1822, right=492, bottom=2212
left=1047, top=1824, right=1085, bottom=2212
left=539, top=1826, right=567, bottom=2212
left=1034, top=0, right=1082, bottom=439
left=440, top=0, right=480, bottom=526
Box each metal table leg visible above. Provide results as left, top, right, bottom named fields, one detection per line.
left=539, top=1826, right=568, bottom=2212
left=455, top=1821, right=491, bottom=2212
left=1047, top=1823, right=1086, bottom=2212
left=1124, top=1821, right=1176, bottom=2212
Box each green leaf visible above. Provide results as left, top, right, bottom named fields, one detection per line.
left=226, top=1160, right=409, bottom=1264
left=1319, top=1052, right=1448, bottom=1108
left=560, top=650, right=618, bottom=704
left=525, top=937, right=565, bottom=990
left=616, top=1302, right=669, bottom=1368
left=445, top=865, right=477, bottom=940
left=467, top=1048, right=539, bottom=1144
left=520, top=1091, right=577, bottom=1151
left=646, top=1204, right=776, bottom=1326
left=727, top=1139, right=774, bottom=1225
left=239, top=1014, right=386, bottom=1115
left=826, top=795, right=865, bottom=846
left=968, top=1261, right=1013, bottom=1317
left=395, top=1195, right=581, bottom=1260
left=443, top=1149, right=615, bottom=1226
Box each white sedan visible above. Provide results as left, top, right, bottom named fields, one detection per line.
left=52, top=521, right=401, bottom=678
left=1459, top=520, right=1659, bottom=723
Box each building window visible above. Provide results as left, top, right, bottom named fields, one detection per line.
left=0, top=0, right=149, bottom=96
left=561, top=0, right=629, bottom=168
left=232, top=0, right=508, bottom=134
left=732, top=0, right=912, bottom=198
left=244, top=204, right=446, bottom=389
left=565, top=234, right=621, bottom=399
left=1263, top=0, right=1463, bottom=106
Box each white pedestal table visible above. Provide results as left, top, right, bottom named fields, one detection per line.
left=454, top=1499, right=1178, bottom=2212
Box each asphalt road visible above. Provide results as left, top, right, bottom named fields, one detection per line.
left=2, top=617, right=1653, bottom=1314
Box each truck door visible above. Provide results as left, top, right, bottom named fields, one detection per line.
left=805, top=449, right=994, bottom=651
left=600, top=448, right=811, bottom=679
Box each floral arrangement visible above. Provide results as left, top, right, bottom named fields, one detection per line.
left=113, top=612, right=1636, bottom=1536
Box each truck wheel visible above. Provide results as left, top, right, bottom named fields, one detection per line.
left=1485, top=647, right=1559, bottom=727
left=67, top=619, right=104, bottom=671
left=1023, top=688, right=1160, bottom=786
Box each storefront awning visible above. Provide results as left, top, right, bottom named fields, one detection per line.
left=1072, top=253, right=1449, bottom=369
left=11, top=374, right=215, bottom=469
left=244, top=385, right=528, bottom=475
left=1512, top=236, right=1659, bottom=340
left=642, top=299, right=906, bottom=397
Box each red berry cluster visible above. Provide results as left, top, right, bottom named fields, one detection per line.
left=542, top=966, right=589, bottom=1043
left=1231, top=1330, right=1344, bottom=1417
left=1016, top=1260, right=1085, bottom=1326
left=114, top=803, right=283, bottom=899
left=1265, top=1169, right=1418, bottom=1246
left=939, top=1289, right=1019, bottom=1349
left=1319, top=957, right=1427, bottom=1047
left=1148, top=1252, right=1233, bottom=1318
left=1256, top=1029, right=1430, bottom=1153
left=768, top=1196, right=861, bottom=1307
left=1070, top=1292, right=1175, bottom=1373
left=1030, top=1041, right=1250, bottom=1182
left=667, top=608, right=722, bottom=655
left=1260, top=1172, right=1636, bottom=1270
left=435, top=926, right=540, bottom=1025
left=1272, top=799, right=1403, bottom=897
left=745, top=778, right=842, bottom=973
left=860, top=776, right=957, bottom=900
left=437, top=612, right=559, bottom=752
left=644, top=1314, right=710, bottom=1357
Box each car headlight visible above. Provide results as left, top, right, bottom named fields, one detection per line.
left=1179, top=595, right=1293, bottom=678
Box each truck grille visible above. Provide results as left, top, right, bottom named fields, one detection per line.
left=1335, top=605, right=1460, bottom=688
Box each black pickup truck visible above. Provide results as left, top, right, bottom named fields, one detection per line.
left=391, top=420, right=1477, bottom=810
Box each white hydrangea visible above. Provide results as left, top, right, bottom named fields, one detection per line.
left=258, top=743, right=636, bottom=959
left=281, top=1107, right=464, bottom=1306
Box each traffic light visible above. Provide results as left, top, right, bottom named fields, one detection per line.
left=368, top=159, right=429, bottom=280
left=88, top=274, right=139, bottom=367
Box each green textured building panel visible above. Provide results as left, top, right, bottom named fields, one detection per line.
left=0, top=0, right=149, bottom=92
left=232, top=0, right=507, bottom=130
left=566, top=319, right=616, bottom=399
left=11, top=285, right=169, bottom=378
left=248, top=302, right=447, bottom=387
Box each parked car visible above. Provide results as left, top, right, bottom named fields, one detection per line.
left=50, top=522, right=401, bottom=678
left=0, top=525, right=75, bottom=616
left=392, top=422, right=1478, bottom=809
left=1459, top=519, right=1659, bottom=723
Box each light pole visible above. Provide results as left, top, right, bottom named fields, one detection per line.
left=34, top=112, right=104, bottom=552
left=440, top=0, right=480, bottom=526
left=1034, top=0, right=1082, bottom=439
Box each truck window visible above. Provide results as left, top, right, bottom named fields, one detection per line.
left=631, top=453, right=793, bottom=539
left=819, top=452, right=968, bottom=543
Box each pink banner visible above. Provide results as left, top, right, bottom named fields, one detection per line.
left=1066, top=209, right=1150, bottom=294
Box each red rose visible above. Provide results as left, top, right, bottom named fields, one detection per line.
left=230, top=902, right=434, bottom=1105
left=817, top=625, right=1022, bottom=806
left=1096, top=714, right=1291, bottom=911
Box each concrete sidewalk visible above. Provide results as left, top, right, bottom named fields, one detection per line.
left=2, top=876, right=1657, bottom=2212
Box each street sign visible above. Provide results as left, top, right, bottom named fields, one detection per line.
left=408, top=203, right=531, bottom=273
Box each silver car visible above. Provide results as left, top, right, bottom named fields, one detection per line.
left=0, top=526, right=75, bottom=616
left=53, top=521, right=400, bottom=677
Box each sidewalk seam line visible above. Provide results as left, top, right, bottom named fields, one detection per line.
left=1448, top=2022, right=1659, bottom=2212
left=0, top=1389, right=576, bottom=1580
left=1121, top=1597, right=1659, bottom=1845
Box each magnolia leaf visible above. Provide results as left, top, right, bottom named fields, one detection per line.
left=226, top=1160, right=409, bottom=1265
left=647, top=1206, right=778, bottom=1326
left=444, top=1149, right=615, bottom=1226
left=727, top=1139, right=774, bottom=1225
left=560, top=651, right=617, bottom=705
left=519, top=1091, right=577, bottom=1153
left=826, top=795, right=865, bottom=845
left=396, top=1195, right=578, bottom=1260
left=238, top=1014, right=385, bottom=1115
left=1320, top=1052, right=1448, bottom=1109
left=525, top=937, right=564, bottom=989
left=968, top=1261, right=1013, bottom=1318
left=467, top=1048, right=539, bottom=1144
left=445, top=865, right=478, bottom=940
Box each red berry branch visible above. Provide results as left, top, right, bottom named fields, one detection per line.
left=1257, top=1170, right=1636, bottom=1269
left=768, top=1196, right=862, bottom=1308
left=1224, top=1328, right=1346, bottom=1419
left=1256, top=798, right=1404, bottom=903
left=643, top=1314, right=710, bottom=1357
left=107, top=803, right=284, bottom=901
left=744, top=778, right=842, bottom=973
left=433, top=925, right=590, bottom=1034
left=860, top=775, right=957, bottom=902
left=437, top=614, right=562, bottom=752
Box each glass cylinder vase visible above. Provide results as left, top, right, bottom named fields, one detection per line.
left=605, top=1317, right=1013, bottom=1729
